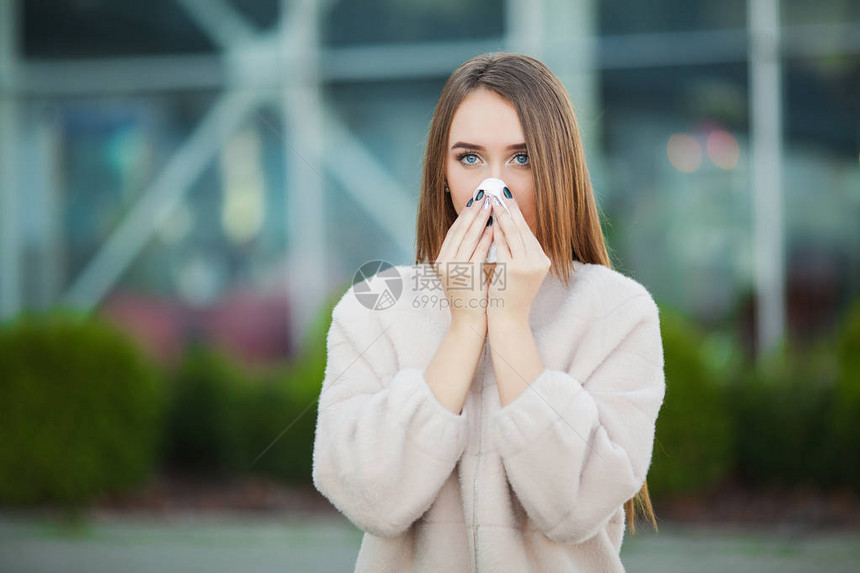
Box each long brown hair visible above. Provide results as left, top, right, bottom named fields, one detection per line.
left=415, top=52, right=658, bottom=534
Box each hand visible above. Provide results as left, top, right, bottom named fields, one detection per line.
left=487, top=193, right=551, bottom=324
left=433, top=195, right=495, bottom=335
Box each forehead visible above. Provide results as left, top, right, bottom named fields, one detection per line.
left=448, top=88, right=524, bottom=146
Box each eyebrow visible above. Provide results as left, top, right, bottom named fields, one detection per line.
left=450, top=141, right=527, bottom=151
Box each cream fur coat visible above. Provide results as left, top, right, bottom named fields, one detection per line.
left=312, top=260, right=666, bottom=572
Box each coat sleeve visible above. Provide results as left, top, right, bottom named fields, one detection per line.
left=312, top=295, right=469, bottom=538
left=490, top=291, right=665, bottom=544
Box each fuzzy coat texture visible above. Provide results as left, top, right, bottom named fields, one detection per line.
left=312, top=260, right=666, bottom=572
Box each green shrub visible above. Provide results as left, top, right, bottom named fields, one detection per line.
left=233, top=370, right=314, bottom=481
left=653, top=294, right=858, bottom=493
left=162, top=289, right=337, bottom=483
left=832, top=297, right=860, bottom=490
left=234, top=289, right=337, bottom=482
left=648, top=306, right=735, bottom=499
left=729, top=336, right=839, bottom=489
left=0, top=309, right=167, bottom=506
left=163, top=345, right=249, bottom=474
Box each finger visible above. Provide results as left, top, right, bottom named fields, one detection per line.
left=491, top=196, right=526, bottom=257
left=500, top=188, right=530, bottom=229
left=442, top=197, right=478, bottom=248
left=500, top=191, right=543, bottom=257
left=438, top=197, right=483, bottom=262
left=471, top=223, right=494, bottom=263
left=492, top=218, right=512, bottom=261
left=456, top=196, right=493, bottom=261
left=474, top=225, right=495, bottom=291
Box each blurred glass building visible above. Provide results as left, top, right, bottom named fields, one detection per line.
left=0, top=0, right=857, bottom=366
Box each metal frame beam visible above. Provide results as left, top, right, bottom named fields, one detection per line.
left=62, top=89, right=266, bottom=309
left=749, top=0, right=786, bottom=355
left=5, top=24, right=858, bottom=96
left=3, top=0, right=844, bottom=355
left=54, top=0, right=415, bottom=354
left=0, top=0, right=20, bottom=319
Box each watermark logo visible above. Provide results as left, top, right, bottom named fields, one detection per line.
left=352, top=260, right=403, bottom=310
left=352, top=260, right=506, bottom=311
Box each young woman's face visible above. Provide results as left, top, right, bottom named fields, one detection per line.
left=446, top=87, right=536, bottom=233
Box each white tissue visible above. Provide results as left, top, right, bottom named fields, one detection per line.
left=472, top=177, right=510, bottom=263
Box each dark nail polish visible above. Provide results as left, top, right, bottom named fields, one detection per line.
left=503, top=186, right=512, bottom=199
left=486, top=215, right=493, bottom=227
left=476, top=190, right=484, bottom=200
left=466, top=198, right=473, bottom=207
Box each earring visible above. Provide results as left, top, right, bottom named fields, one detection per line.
left=444, top=184, right=450, bottom=193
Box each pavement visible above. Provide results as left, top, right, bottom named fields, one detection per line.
left=1, top=511, right=858, bottom=572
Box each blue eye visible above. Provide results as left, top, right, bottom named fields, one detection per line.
left=458, top=152, right=479, bottom=165
left=455, top=151, right=529, bottom=167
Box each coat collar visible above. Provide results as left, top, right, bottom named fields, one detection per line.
left=527, top=259, right=586, bottom=327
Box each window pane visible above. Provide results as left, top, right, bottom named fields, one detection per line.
left=600, top=0, right=746, bottom=34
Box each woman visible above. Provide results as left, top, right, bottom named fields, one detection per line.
left=312, top=52, right=666, bottom=572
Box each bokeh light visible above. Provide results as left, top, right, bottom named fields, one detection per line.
left=667, top=133, right=702, bottom=173
left=706, top=129, right=741, bottom=170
